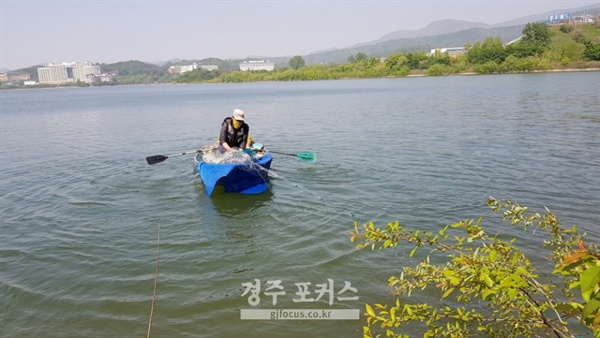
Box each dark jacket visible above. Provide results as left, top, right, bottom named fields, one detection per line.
left=220, top=117, right=249, bottom=149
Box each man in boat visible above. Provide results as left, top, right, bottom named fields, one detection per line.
left=218, top=109, right=250, bottom=153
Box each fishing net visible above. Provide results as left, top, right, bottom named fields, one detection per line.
left=201, top=150, right=253, bottom=164
left=198, top=143, right=267, bottom=164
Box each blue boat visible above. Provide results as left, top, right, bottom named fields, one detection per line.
left=194, top=152, right=273, bottom=196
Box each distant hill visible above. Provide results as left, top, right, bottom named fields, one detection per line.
left=284, top=3, right=599, bottom=66
left=4, top=65, right=44, bottom=81
left=152, top=58, right=183, bottom=67
left=362, top=19, right=491, bottom=45
left=352, top=4, right=598, bottom=47
left=494, top=4, right=599, bottom=27
left=99, top=60, right=165, bottom=76
left=3, top=4, right=598, bottom=73
left=266, top=24, right=527, bottom=66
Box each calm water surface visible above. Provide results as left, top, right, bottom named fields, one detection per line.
left=1, top=72, right=599, bottom=337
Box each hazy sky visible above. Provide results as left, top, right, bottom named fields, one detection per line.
left=1, top=0, right=598, bottom=70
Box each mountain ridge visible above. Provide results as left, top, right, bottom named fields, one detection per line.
left=284, top=3, right=598, bottom=65
left=2, top=4, right=598, bottom=73
left=349, top=4, right=598, bottom=48
left=362, top=19, right=491, bottom=45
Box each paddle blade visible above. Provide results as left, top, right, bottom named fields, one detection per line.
left=296, top=152, right=317, bottom=163
left=242, top=148, right=257, bottom=158
left=146, top=155, right=168, bottom=165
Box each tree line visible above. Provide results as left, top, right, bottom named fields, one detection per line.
left=175, top=22, right=600, bottom=84
left=3, top=22, right=599, bottom=89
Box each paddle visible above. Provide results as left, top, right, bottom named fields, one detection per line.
left=269, top=151, right=317, bottom=163
left=146, top=150, right=200, bottom=165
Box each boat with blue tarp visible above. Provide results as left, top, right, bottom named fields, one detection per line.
left=194, top=146, right=272, bottom=196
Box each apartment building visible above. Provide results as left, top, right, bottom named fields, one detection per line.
left=38, top=62, right=102, bottom=84
left=239, top=60, right=275, bottom=71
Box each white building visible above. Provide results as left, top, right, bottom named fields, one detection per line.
left=428, top=47, right=467, bottom=58
left=200, top=65, right=219, bottom=71
left=38, top=62, right=102, bottom=84
left=168, top=63, right=219, bottom=74
left=239, top=60, right=275, bottom=71
left=573, top=14, right=594, bottom=23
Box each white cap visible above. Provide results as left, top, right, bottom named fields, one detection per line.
left=233, top=109, right=245, bottom=121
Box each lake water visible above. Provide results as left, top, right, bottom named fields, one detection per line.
left=1, top=72, right=599, bottom=337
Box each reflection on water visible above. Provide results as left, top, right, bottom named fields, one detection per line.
left=207, top=187, right=274, bottom=217
left=1, top=73, right=598, bottom=338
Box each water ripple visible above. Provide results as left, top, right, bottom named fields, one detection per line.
left=1, top=75, right=598, bottom=337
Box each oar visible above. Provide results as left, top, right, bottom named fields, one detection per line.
left=146, top=150, right=200, bottom=165
left=269, top=151, right=317, bottom=163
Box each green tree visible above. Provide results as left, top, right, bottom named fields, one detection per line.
left=429, top=49, right=452, bottom=66
left=426, top=64, right=454, bottom=76
left=475, top=60, right=501, bottom=74
left=351, top=198, right=599, bottom=338
left=542, top=42, right=584, bottom=63
left=467, top=37, right=508, bottom=64
left=175, top=69, right=220, bottom=83
left=522, top=22, right=551, bottom=47
left=384, top=53, right=411, bottom=76
left=404, top=52, right=428, bottom=69
left=560, top=25, right=575, bottom=34
left=288, top=55, right=306, bottom=70
left=385, top=53, right=408, bottom=70
left=506, top=42, right=544, bottom=58
left=348, top=52, right=368, bottom=63
left=583, top=41, right=600, bottom=61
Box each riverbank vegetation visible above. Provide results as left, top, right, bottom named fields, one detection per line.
left=351, top=198, right=599, bottom=337
left=2, top=22, right=599, bottom=90
left=178, top=22, right=600, bottom=84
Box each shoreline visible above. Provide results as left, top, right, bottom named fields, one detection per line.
left=2, top=68, right=599, bottom=90
left=406, top=67, right=600, bottom=77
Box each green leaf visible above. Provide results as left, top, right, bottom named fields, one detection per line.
left=442, top=288, right=454, bottom=299
left=555, top=302, right=582, bottom=312
left=451, top=221, right=466, bottom=228
left=482, top=289, right=495, bottom=300
left=366, top=304, right=375, bottom=317
left=443, top=269, right=455, bottom=277
left=410, top=247, right=417, bottom=257
left=482, top=274, right=494, bottom=287
left=390, top=307, right=397, bottom=322
left=516, top=266, right=528, bottom=276
left=582, top=297, right=600, bottom=320
left=580, top=266, right=600, bottom=302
